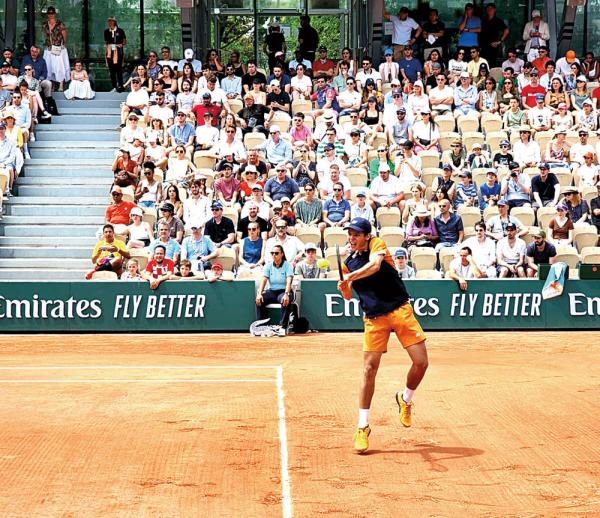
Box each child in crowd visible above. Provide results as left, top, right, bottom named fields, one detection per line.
left=121, top=259, right=143, bottom=281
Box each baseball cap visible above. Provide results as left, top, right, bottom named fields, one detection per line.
left=319, top=45, right=327, bottom=52
left=538, top=162, right=549, bottom=169
left=442, top=163, right=453, bottom=171
left=280, top=196, right=291, bottom=203
left=486, top=169, right=497, bottom=176
left=252, top=184, right=264, bottom=191
left=532, top=9, right=541, bottom=17
left=566, top=50, right=577, bottom=63
left=497, top=199, right=508, bottom=206
left=535, top=93, right=545, bottom=102
left=531, top=228, right=546, bottom=238
left=523, top=62, right=533, bottom=68
left=471, top=142, right=482, bottom=150
left=188, top=219, right=205, bottom=230
left=413, top=80, right=424, bottom=89
left=1, top=62, right=9, bottom=67
left=384, top=48, right=393, bottom=56
left=562, top=187, right=579, bottom=195
left=219, top=162, right=233, bottom=171
left=391, top=88, right=402, bottom=96
left=396, top=107, right=406, bottom=114
left=394, top=248, right=408, bottom=258
left=379, top=163, right=390, bottom=172
left=460, top=71, right=470, bottom=79
left=420, top=106, right=431, bottom=114
left=130, top=207, right=143, bottom=217
left=500, top=139, right=510, bottom=147
left=391, top=78, right=401, bottom=86
left=304, top=242, right=318, bottom=251
left=203, top=111, right=213, bottom=118
left=0, top=122, right=6, bottom=129
left=578, top=75, right=588, bottom=83
left=558, top=102, right=568, bottom=110
left=211, top=201, right=223, bottom=210
left=583, top=98, right=593, bottom=105
left=272, top=200, right=283, bottom=209
left=356, top=188, right=368, bottom=197
left=244, top=165, right=257, bottom=173
left=344, top=217, right=372, bottom=234
left=269, top=79, right=280, bottom=87
left=458, top=170, right=472, bottom=178
left=184, top=48, right=194, bottom=59
left=505, top=222, right=517, bottom=230
left=160, top=202, right=175, bottom=213
left=211, top=262, right=224, bottom=271
left=111, top=186, right=123, bottom=194
left=270, top=124, right=281, bottom=133
left=530, top=69, right=539, bottom=76
left=202, top=92, right=211, bottom=99
left=556, top=203, right=569, bottom=211
left=367, top=95, right=378, bottom=103
left=176, top=109, right=185, bottom=115
left=509, top=161, right=520, bottom=169
left=324, top=143, right=335, bottom=151
left=349, top=128, right=360, bottom=135
left=578, top=127, right=589, bottom=134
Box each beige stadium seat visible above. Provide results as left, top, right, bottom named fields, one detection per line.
left=217, top=247, right=236, bottom=271
left=438, top=246, right=456, bottom=273
left=324, top=245, right=348, bottom=265
left=222, top=206, right=238, bottom=227
left=457, top=206, right=483, bottom=229
left=583, top=186, right=597, bottom=205
left=324, top=227, right=348, bottom=248
left=382, top=82, right=393, bottom=95
left=436, top=116, right=456, bottom=134
left=228, top=98, right=243, bottom=114
left=295, top=225, right=321, bottom=245
left=471, top=168, right=489, bottom=188
left=522, top=226, right=541, bottom=246
left=91, top=271, right=118, bottom=280
left=581, top=246, right=600, bottom=263
left=537, top=206, right=557, bottom=230
left=485, top=131, right=508, bottom=153
left=142, top=208, right=157, bottom=228
left=483, top=205, right=499, bottom=222
left=0, top=170, right=9, bottom=214
left=421, top=168, right=442, bottom=188
left=326, top=270, right=340, bottom=280
left=573, top=226, right=599, bottom=252
left=416, top=269, right=443, bottom=279
left=376, top=206, right=401, bottom=228
left=129, top=248, right=150, bottom=271
left=553, top=168, right=573, bottom=187
left=510, top=206, right=535, bottom=227
left=554, top=249, right=580, bottom=269
left=346, top=168, right=368, bottom=187
left=481, top=115, right=503, bottom=135
left=371, top=132, right=388, bottom=149
left=419, top=150, right=441, bottom=169
left=291, top=99, right=312, bottom=115
left=438, top=131, right=461, bottom=152
left=534, top=130, right=554, bottom=151
left=236, top=268, right=263, bottom=280
left=379, top=227, right=405, bottom=247
left=193, top=154, right=216, bottom=170
left=462, top=131, right=486, bottom=152
left=489, top=67, right=503, bottom=81
left=410, top=247, right=436, bottom=271
left=197, top=168, right=215, bottom=189
left=244, top=132, right=266, bottom=150
left=457, top=116, right=480, bottom=134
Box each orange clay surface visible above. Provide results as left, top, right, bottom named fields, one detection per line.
left=0, top=331, right=599, bottom=518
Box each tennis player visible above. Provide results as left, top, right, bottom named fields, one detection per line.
left=337, top=217, right=429, bottom=453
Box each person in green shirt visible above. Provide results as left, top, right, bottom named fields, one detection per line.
left=368, top=145, right=395, bottom=183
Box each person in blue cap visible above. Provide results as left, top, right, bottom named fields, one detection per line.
left=338, top=217, right=429, bottom=454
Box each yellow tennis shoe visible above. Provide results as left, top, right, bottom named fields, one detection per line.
left=353, top=425, right=371, bottom=453
left=396, top=392, right=412, bottom=428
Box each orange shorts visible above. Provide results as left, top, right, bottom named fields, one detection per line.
left=363, top=303, right=426, bottom=353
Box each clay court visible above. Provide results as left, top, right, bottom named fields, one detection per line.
left=0, top=331, right=598, bottom=518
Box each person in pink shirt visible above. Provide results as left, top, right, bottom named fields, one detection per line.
left=213, top=162, right=241, bottom=210
left=289, top=112, right=314, bottom=151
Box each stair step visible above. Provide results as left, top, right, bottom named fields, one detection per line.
left=18, top=177, right=113, bottom=185
left=54, top=91, right=128, bottom=100
left=27, top=149, right=116, bottom=159
left=7, top=205, right=106, bottom=216
left=0, top=268, right=89, bottom=280
left=0, top=246, right=91, bottom=258
left=17, top=185, right=113, bottom=197
left=29, top=140, right=119, bottom=148
left=0, top=258, right=91, bottom=269
left=2, top=216, right=104, bottom=225
left=55, top=100, right=124, bottom=109
left=52, top=115, right=121, bottom=124
left=56, top=107, right=122, bottom=115
left=25, top=158, right=113, bottom=167
left=23, top=168, right=109, bottom=178
left=0, top=236, right=97, bottom=246
left=5, top=196, right=108, bottom=205
left=2, top=225, right=98, bottom=237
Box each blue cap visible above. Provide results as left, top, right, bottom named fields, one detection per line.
left=211, top=201, right=223, bottom=210
left=344, top=217, right=372, bottom=234
left=384, top=47, right=393, bottom=56
left=394, top=248, right=408, bottom=258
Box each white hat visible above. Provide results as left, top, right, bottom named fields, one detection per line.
left=244, top=164, right=257, bottom=173
left=413, top=80, right=424, bottom=88
left=187, top=219, right=205, bottom=230
left=270, top=124, right=281, bottom=133
left=414, top=205, right=429, bottom=217
left=471, top=142, right=482, bottom=150
left=130, top=207, right=143, bottom=217
left=531, top=9, right=541, bottom=17
left=184, top=48, right=194, bottom=59
left=272, top=200, right=283, bottom=209
left=379, top=163, right=390, bottom=172
left=269, top=79, right=280, bottom=87
left=460, top=71, right=470, bottom=78
left=280, top=196, right=291, bottom=203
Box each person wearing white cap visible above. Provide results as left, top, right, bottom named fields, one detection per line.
left=410, top=107, right=439, bottom=154
left=466, top=142, right=491, bottom=169
left=350, top=187, right=375, bottom=224
left=124, top=206, right=153, bottom=249
left=177, top=48, right=202, bottom=76
left=405, top=80, right=429, bottom=121
left=523, top=10, right=550, bottom=62
left=265, top=78, right=291, bottom=126
left=293, top=242, right=327, bottom=279
left=574, top=98, right=598, bottom=132
left=453, top=71, right=479, bottom=117
left=369, top=162, right=404, bottom=211
left=181, top=219, right=218, bottom=272
left=255, top=125, right=293, bottom=166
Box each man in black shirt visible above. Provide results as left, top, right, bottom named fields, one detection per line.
left=421, top=9, right=445, bottom=59
left=263, top=23, right=286, bottom=73
left=236, top=201, right=269, bottom=241
left=298, top=15, right=319, bottom=62
left=236, top=94, right=269, bottom=136
left=531, top=162, right=560, bottom=209
left=266, top=80, right=291, bottom=126
left=480, top=3, right=509, bottom=65
left=204, top=202, right=236, bottom=248
left=241, top=60, right=267, bottom=96
left=526, top=229, right=557, bottom=277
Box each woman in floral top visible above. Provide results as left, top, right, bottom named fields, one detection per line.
left=42, top=6, right=70, bottom=91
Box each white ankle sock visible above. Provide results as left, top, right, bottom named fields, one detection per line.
left=402, top=387, right=415, bottom=404
left=358, top=408, right=369, bottom=428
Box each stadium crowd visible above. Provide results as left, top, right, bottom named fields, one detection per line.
left=2, top=7, right=600, bottom=289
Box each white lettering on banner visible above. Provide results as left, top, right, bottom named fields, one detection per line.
left=411, top=297, right=440, bottom=316
left=481, top=293, right=541, bottom=317
left=145, top=295, right=206, bottom=319
left=450, top=293, right=479, bottom=317
left=325, top=294, right=361, bottom=317
left=113, top=295, right=143, bottom=319
left=569, top=293, right=600, bottom=316
left=0, top=295, right=102, bottom=319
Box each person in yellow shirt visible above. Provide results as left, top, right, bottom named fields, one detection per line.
left=86, top=224, right=130, bottom=279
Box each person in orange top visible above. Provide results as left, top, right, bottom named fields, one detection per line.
left=531, top=46, right=551, bottom=75
left=337, top=217, right=429, bottom=454
left=105, top=185, right=138, bottom=235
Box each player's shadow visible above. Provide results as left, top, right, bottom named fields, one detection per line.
left=365, top=444, right=484, bottom=472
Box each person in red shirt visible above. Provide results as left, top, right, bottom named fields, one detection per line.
left=192, top=93, right=221, bottom=126
left=312, top=46, right=335, bottom=81
left=532, top=46, right=551, bottom=75
left=105, top=186, right=138, bottom=234
left=143, top=245, right=175, bottom=289
left=520, top=70, right=546, bottom=109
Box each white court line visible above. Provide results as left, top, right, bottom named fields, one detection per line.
left=0, top=365, right=280, bottom=370
left=276, top=366, right=293, bottom=518
left=0, top=365, right=294, bottom=518
left=0, top=379, right=275, bottom=383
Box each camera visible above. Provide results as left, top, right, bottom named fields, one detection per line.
left=510, top=172, right=518, bottom=178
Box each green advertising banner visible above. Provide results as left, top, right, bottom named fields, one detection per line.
left=0, top=281, right=256, bottom=333
left=0, top=280, right=599, bottom=333
left=298, top=280, right=600, bottom=331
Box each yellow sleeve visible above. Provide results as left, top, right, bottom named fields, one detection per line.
left=113, top=239, right=129, bottom=257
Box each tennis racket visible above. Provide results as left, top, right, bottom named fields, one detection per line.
left=336, top=245, right=344, bottom=281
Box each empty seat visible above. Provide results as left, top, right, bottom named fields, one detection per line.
left=457, top=116, right=480, bottom=134
left=457, top=206, right=483, bottom=229
left=537, top=206, right=557, bottom=229
left=379, top=227, right=405, bottom=247
left=376, top=206, right=401, bottom=228
left=416, top=269, right=443, bottom=279
left=346, top=168, right=368, bottom=187
left=554, top=249, right=580, bottom=269
left=573, top=226, right=599, bottom=252
left=510, top=206, right=536, bottom=227
left=581, top=246, right=600, bottom=263
left=129, top=248, right=150, bottom=271
left=438, top=246, right=457, bottom=273
left=324, top=227, right=348, bottom=248
left=91, top=271, right=118, bottom=280
left=410, top=247, right=436, bottom=271
left=295, top=225, right=321, bottom=245
left=418, top=150, right=441, bottom=169
left=483, top=205, right=499, bottom=222
left=217, top=247, right=236, bottom=271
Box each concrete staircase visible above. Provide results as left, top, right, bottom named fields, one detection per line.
left=0, top=92, right=127, bottom=280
